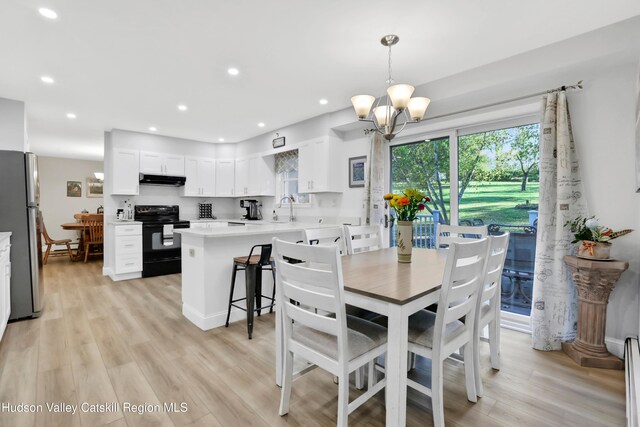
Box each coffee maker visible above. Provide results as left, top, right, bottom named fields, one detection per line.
left=240, top=199, right=262, bottom=220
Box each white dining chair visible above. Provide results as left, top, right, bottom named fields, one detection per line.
left=343, top=224, right=383, bottom=255
left=435, top=224, right=488, bottom=249
left=303, top=226, right=347, bottom=255
left=473, top=232, right=509, bottom=397
left=273, top=238, right=387, bottom=427
left=406, top=238, right=490, bottom=427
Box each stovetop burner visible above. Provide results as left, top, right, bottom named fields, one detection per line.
left=134, top=205, right=188, bottom=225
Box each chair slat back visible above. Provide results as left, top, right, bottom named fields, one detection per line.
left=435, top=224, right=488, bottom=249
left=303, top=227, right=346, bottom=255
left=343, top=225, right=383, bottom=255
left=273, top=238, right=347, bottom=355
left=434, top=238, right=489, bottom=352
left=477, top=233, right=510, bottom=317
left=82, top=214, right=104, bottom=244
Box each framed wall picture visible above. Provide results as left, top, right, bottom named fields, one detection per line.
left=273, top=136, right=286, bottom=148
left=349, top=156, right=367, bottom=188
left=87, top=177, right=104, bottom=198
left=67, top=181, right=82, bottom=197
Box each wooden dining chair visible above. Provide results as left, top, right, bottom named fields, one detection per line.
left=343, top=224, right=383, bottom=255
left=41, top=219, right=74, bottom=264
left=406, top=238, right=490, bottom=427
left=81, top=214, right=104, bottom=263
left=273, top=238, right=388, bottom=426
left=435, top=224, right=488, bottom=249
left=473, top=232, right=509, bottom=397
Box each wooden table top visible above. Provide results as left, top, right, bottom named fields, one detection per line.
left=341, top=247, right=447, bottom=305
left=60, top=222, right=86, bottom=230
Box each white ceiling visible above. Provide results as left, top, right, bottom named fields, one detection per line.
left=1, top=0, right=639, bottom=160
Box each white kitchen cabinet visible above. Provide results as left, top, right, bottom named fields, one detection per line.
left=183, top=157, right=215, bottom=197
left=111, top=148, right=140, bottom=195
left=0, top=234, right=11, bottom=342
left=113, top=224, right=142, bottom=276
left=235, top=156, right=275, bottom=197
left=235, top=158, right=249, bottom=196
left=215, top=159, right=235, bottom=197
left=248, top=155, right=275, bottom=196
left=140, top=151, right=185, bottom=176
left=298, top=138, right=338, bottom=193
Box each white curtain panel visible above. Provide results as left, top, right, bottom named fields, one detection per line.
left=362, top=132, right=386, bottom=226
left=531, top=91, right=588, bottom=351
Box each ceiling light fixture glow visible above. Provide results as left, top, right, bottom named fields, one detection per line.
left=177, top=104, right=188, bottom=111
left=66, top=113, right=76, bottom=119
left=351, top=35, right=431, bottom=141
left=38, top=8, right=58, bottom=19
left=40, top=76, right=55, bottom=84
left=319, top=99, right=328, bottom=105
left=227, top=68, right=239, bottom=76
left=257, top=122, right=265, bottom=128
left=149, top=126, right=157, bottom=132
left=218, top=138, right=225, bottom=142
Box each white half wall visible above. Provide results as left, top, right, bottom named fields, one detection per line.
left=0, top=97, right=27, bottom=152
left=38, top=156, right=104, bottom=242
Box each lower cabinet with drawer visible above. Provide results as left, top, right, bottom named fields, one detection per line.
left=109, top=223, right=142, bottom=281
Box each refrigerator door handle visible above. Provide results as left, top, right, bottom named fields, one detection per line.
left=27, top=208, right=43, bottom=314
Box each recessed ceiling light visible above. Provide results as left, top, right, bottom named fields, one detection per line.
left=177, top=104, right=188, bottom=111
left=66, top=113, right=76, bottom=119
left=218, top=138, right=225, bottom=142
left=227, top=68, right=239, bottom=76
left=40, top=76, right=54, bottom=84
left=257, top=122, right=265, bottom=128
left=38, top=8, right=58, bottom=19
left=319, top=99, right=329, bottom=105
left=149, top=126, right=157, bottom=132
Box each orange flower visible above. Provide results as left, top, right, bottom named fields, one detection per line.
left=383, top=193, right=394, bottom=200
left=398, top=196, right=410, bottom=206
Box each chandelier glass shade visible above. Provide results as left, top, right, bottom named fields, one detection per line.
left=351, top=35, right=431, bottom=140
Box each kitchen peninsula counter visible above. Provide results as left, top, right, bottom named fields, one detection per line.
left=175, top=222, right=339, bottom=330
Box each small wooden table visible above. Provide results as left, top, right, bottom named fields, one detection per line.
left=562, top=255, right=629, bottom=369
left=275, top=247, right=447, bottom=426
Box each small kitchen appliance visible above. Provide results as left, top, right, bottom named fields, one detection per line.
left=240, top=199, right=262, bottom=220
left=198, top=202, right=215, bottom=219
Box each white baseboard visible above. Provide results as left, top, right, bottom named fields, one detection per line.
left=606, top=336, right=626, bottom=359
left=102, top=267, right=111, bottom=276
left=108, top=270, right=142, bottom=282
left=182, top=303, right=246, bottom=331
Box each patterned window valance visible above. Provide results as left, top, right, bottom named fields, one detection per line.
left=275, top=150, right=298, bottom=174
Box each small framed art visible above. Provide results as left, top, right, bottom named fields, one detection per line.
left=348, top=156, right=366, bottom=188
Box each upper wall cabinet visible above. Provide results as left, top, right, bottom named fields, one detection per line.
left=183, top=157, right=215, bottom=197
left=111, top=149, right=140, bottom=195
left=140, top=151, right=185, bottom=176
left=298, top=138, right=338, bottom=193
left=235, top=156, right=275, bottom=197
left=215, top=159, right=235, bottom=197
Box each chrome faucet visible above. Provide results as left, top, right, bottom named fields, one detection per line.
left=279, top=194, right=295, bottom=222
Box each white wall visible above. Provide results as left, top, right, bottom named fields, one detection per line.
left=0, top=97, right=27, bottom=152
left=38, top=156, right=104, bottom=242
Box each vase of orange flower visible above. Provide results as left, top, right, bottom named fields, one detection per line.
left=384, top=188, right=430, bottom=263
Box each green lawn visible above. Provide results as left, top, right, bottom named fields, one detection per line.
left=392, top=181, right=539, bottom=226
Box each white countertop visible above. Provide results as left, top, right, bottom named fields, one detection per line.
left=108, top=220, right=143, bottom=225
left=0, top=232, right=12, bottom=243
left=176, top=222, right=340, bottom=238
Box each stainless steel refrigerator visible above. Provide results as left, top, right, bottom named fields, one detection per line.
left=0, top=151, right=44, bottom=319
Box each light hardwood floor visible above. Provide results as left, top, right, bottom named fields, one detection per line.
left=0, top=258, right=626, bottom=427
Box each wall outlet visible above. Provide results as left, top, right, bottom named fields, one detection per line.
left=189, top=248, right=195, bottom=257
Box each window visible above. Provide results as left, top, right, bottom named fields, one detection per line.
left=275, top=150, right=310, bottom=205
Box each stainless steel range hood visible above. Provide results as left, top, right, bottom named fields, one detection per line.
left=139, top=173, right=186, bottom=186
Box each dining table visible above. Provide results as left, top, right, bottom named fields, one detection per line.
left=275, top=247, right=448, bottom=426
left=61, top=214, right=104, bottom=261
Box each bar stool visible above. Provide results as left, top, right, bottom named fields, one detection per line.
left=225, top=244, right=276, bottom=339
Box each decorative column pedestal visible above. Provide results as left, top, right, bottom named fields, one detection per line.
left=562, top=255, right=629, bottom=370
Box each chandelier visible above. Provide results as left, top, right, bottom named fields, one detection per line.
left=351, top=35, right=431, bottom=141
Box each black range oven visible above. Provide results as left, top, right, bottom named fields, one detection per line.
left=135, top=205, right=190, bottom=278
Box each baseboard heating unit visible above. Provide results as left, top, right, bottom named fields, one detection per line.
left=626, top=337, right=639, bottom=427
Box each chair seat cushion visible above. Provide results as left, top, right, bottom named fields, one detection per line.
left=292, top=315, right=387, bottom=361
left=407, top=309, right=465, bottom=349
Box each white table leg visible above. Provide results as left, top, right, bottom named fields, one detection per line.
left=385, top=303, right=408, bottom=426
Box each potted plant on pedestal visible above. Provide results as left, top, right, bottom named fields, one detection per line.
left=564, top=216, right=633, bottom=259
left=384, top=188, right=430, bottom=263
